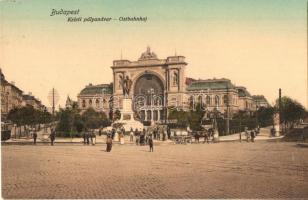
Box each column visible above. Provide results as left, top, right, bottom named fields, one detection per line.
left=151, top=109, right=154, bottom=122
left=158, top=109, right=160, bottom=121
left=145, top=110, right=148, bottom=121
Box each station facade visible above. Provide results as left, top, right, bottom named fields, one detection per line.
left=77, top=47, right=269, bottom=122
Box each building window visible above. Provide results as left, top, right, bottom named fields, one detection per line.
left=173, top=71, right=178, bottom=86
left=198, top=96, right=202, bottom=105
left=82, top=100, right=86, bottom=108
left=215, top=95, right=220, bottom=106
left=89, top=99, right=92, bottom=106
left=96, top=99, right=99, bottom=108
left=223, top=95, right=228, bottom=105
left=189, top=96, right=194, bottom=109
left=206, top=96, right=211, bottom=105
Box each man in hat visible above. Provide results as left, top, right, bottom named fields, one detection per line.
left=50, top=128, right=56, bottom=146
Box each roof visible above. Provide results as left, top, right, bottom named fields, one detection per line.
left=252, top=95, right=269, bottom=104
left=79, top=84, right=113, bottom=95
left=112, top=47, right=186, bottom=68
left=186, top=78, right=235, bottom=91
left=185, top=77, right=196, bottom=86
left=22, top=94, right=36, bottom=101
left=236, top=86, right=252, bottom=97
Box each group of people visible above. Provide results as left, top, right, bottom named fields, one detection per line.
left=130, top=126, right=171, bottom=144
left=239, top=127, right=259, bottom=142
left=31, top=127, right=56, bottom=145
left=130, top=128, right=154, bottom=151
left=82, top=131, right=96, bottom=145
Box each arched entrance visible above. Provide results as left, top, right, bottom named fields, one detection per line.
left=133, top=73, right=165, bottom=122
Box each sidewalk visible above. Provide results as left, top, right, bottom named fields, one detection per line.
left=218, top=127, right=284, bottom=142
left=2, top=128, right=283, bottom=145
left=2, top=135, right=174, bottom=145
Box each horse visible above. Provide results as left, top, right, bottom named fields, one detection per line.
left=203, top=128, right=214, bottom=143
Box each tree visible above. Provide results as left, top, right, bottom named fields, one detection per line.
left=275, top=96, right=306, bottom=129
left=7, top=105, right=54, bottom=137
left=113, top=109, right=121, bottom=121
left=81, top=108, right=110, bottom=130
left=168, top=103, right=205, bottom=131
left=257, top=106, right=275, bottom=127
left=168, top=108, right=189, bottom=129
left=56, top=108, right=75, bottom=133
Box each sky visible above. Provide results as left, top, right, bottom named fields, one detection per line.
left=0, top=0, right=307, bottom=109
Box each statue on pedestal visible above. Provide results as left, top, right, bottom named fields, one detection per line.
left=119, top=74, right=132, bottom=98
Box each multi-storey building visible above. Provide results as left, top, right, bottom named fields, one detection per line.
left=22, top=93, right=44, bottom=111
left=77, top=83, right=113, bottom=115
left=236, top=86, right=256, bottom=113
left=252, top=95, right=270, bottom=108
left=1, top=69, right=24, bottom=118
left=77, top=47, right=268, bottom=121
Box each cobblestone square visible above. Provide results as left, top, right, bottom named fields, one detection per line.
left=2, top=141, right=308, bottom=199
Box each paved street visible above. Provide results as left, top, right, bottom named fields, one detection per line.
left=2, top=141, right=308, bottom=199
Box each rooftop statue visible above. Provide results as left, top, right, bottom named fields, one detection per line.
left=139, top=46, right=158, bottom=60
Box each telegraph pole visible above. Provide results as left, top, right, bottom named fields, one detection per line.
left=279, top=88, right=282, bottom=133
left=226, top=86, right=230, bottom=135
left=52, top=88, right=55, bottom=115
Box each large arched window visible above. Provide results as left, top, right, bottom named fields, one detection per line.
left=96, top=99, right=100, bottom=108
left=198, top=96, right=202, bottom=105
left=103, top=99, right=107, bottom=108
left=173, top=71, right=178, bottom=86
left=206, top=96, right=211, bottom=105
left=215, top=95, right=220, bottom=106
left=82, top=100, right=86, bottom=108
left=189, top=96, right=194, bottom=109
left=89, top=99, right=92, bottom=106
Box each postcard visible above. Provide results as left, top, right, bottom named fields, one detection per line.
left=1, top=0, right=307, bottom=199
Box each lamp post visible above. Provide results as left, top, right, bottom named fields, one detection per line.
left=149, top=88, right=154, bottom=124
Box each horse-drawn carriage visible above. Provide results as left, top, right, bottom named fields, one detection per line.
left=170, top=129, right=192, bottom=144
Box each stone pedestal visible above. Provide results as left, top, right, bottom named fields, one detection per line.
left=114, top=98, right=144, bottom=131
left=213, top=129, right=220, bottom=142
left=274, top=124, right=280, bottom=137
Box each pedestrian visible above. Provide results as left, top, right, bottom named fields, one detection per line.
left=130, top=127, right=134, bottom=142
left=86, top=131, right=90, bottom=145
left=157, top=128, right=160, bottom=140
left=153, top=128, right=157, bottom=140
left=239, top=131, right=242, bottom=142
left=163, top=129, right=166, bottom=141
left=120, top=131, right=125, bottom=145
left=167, top=126, right=171, bottom=139
left=111, top=128, right=115, bottom=140
left=89, top=130, right=93, bottom=145
left=250, top=130, right=255, bottom=142
left=106, top=133, right=113, bottom=152
left=91, top=131, right=96, bottom=145
left=245, top=127, right=250, bottom=142
left=98, top=128, right=102, bottom=136
left=33, top=131, right=37, bottom=145
left=149, top=135, right=154, bottom=152
left=135, top=128, right=140, bottom=145
left=195, top=132, right=200, bottom=143
left=142, top=128, right=146, bottom=145
left=50, top=128, right=56, bottom=146
left=82, top=132, right=86, bottom=144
